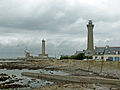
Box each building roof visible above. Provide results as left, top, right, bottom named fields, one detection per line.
left=94, top=46, right=120, bottom=55
left=75, top=51, right=85, bottom=55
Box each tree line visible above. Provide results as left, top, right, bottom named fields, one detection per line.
left=60, top=53, right=92, bottom=60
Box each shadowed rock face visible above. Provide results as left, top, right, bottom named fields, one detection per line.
left=0, top=73, right=10, bottom=81
left=0, top=73, right=26, bottom=89
left=0, top=84, right=25, bottom=89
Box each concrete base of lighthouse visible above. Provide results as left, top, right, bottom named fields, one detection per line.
left=38, top=54, right=48, bottom=59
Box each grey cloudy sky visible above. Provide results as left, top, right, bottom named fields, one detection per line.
left=0, top=0, right=120, bottom=58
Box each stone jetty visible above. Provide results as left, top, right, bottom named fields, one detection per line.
left=21, top=72, right=120, bottom=85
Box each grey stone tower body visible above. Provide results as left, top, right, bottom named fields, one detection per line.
left=87, top=20, right=94, bottom=54
left=38, top=39, right=48, bottom=58
left=42, top=39, right=45, bottom=55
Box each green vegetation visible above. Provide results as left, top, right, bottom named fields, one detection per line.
left=60, top=53, right=92, bottom=60
left=60, top=56, right=69, bottom=60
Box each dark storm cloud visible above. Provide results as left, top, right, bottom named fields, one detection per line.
left=0, top=0, right=120, bottom=58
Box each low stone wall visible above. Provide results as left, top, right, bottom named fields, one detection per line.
left=52, top=60, right=120, bottom=78
left=74, top=60, right=120, bottom=79
left=21, top=72, right=120, bottom=85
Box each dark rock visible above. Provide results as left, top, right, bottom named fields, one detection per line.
left=0, top=84, right=26, bottom=89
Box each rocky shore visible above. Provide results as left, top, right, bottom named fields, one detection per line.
left=0, top=59, right=120, bottom=89
left=1, top=60, right=120, bottom=79
left=0, top=60, right=52, bottom=69
left=0, top=73, right=26, bottom=89
left=33, top=82, right=120, bottom=90
left=21, top=72, right=120, bottom=85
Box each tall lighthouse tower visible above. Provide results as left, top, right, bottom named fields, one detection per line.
left=42, top=39, right=45, bottom=55
left=87, top=20, right=94, bottom=54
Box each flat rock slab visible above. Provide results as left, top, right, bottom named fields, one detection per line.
left=21, top=72, right=120, bottom=85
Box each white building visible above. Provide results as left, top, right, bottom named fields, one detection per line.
left=93, top=45, right=120, bottom=61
